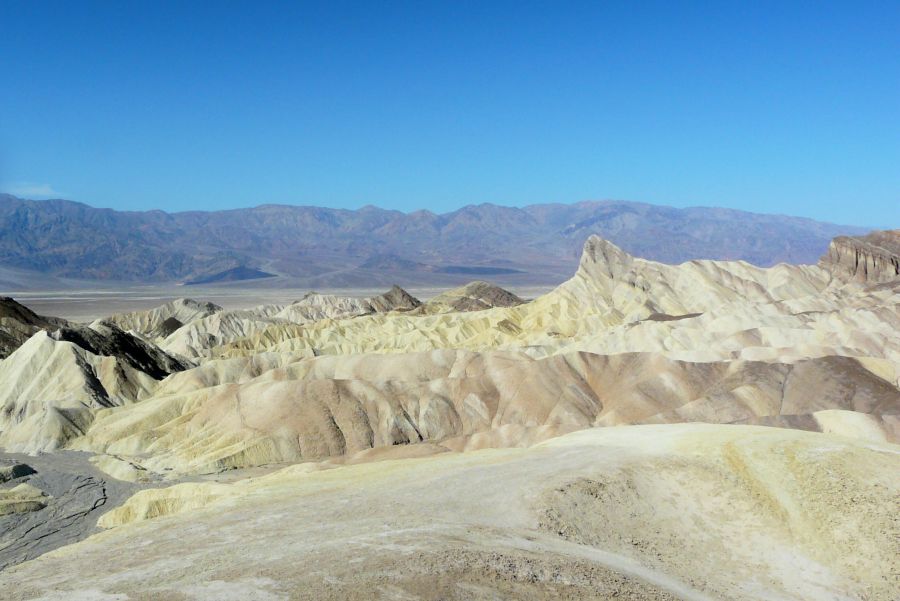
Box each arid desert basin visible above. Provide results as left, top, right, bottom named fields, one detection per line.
left=0, top=230, right=898, bottom=600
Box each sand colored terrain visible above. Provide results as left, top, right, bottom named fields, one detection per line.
left=0, top=236, right=871, bottom=477
left=69, top=349, right=899, bottom=476
left=0, top=236, right=898, bottom=471
left=414, top=280, right=526, bottom=314
left=208, top=238, right=900, bottom=380
left=0, top=332, right=158, bottom=453
left=151, top=286, right=419, bottom=359
left=2, top=424, right=897, bottom=600
left=0, top=483, right=48, bottom=516
left=0, top=320, right=191, bottom=454
left=0, top=234, right=898, bottom=598
left=106, top=298, right=223, bottom=337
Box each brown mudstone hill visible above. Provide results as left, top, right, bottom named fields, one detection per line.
left=820, top=229, right=900, bottom=284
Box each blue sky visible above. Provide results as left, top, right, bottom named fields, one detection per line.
left=1, top=1, right=898, bottom=227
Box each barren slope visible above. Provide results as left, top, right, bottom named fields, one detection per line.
left=0, top=234, right=898, bottom=599
left=70, top=350, right=899, bottom=476
left=2, top=425, right=897, bottom=601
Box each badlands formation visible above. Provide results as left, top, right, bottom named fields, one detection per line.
left=0, top=233, right=898, bottom=600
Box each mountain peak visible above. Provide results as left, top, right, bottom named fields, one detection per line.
left=0, top=198, right=872, bottom=285
left=368, top=285, right=422, bottom=312
left=578, top=235, right=635, bottom=280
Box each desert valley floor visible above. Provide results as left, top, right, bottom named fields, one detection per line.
left=0, top=233, right=898, bottom=600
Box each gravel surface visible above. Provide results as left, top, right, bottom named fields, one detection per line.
left=0, top=451, right=146, bottom=571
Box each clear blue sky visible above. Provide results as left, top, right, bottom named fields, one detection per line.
left=1, top=1, right=897, bottom=227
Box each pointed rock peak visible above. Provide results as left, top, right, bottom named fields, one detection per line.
left=578, top=235, right=635, bottom=280
left=0, top=299, right=68, bottom=359
left=370, top=285, right=422, bottom=312
left=155, top=316, right=185, bottom=338
left=173, top=298, right=224, bottom=313
left=50, top=322, right=191, bottom=379
left=423, top=281, right=525, bottom=313
left=0, top=297, right=66, bottom=328
left=14, top=329, right=54, bottom=352
left=454, top=281, right=523, bottom=304
left=5, top=329, right=82, bottom=369
left=0, top=297, right=42, bottom=324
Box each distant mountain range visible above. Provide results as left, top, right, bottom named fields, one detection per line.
left=0, top=194, right=871, bottom=287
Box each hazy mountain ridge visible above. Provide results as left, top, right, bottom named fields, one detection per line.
left=0, top=194, right=870, bottom=285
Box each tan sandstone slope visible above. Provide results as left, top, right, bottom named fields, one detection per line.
left=0, top=322, right=189, bottom=453
left=2, top=424, right=897, bottom=601
left=71, top=349, right=899, bottom=475
left=415, top=280, right=525, bottom=314
left=1, top=236, right=898, bottom=471
left=0, top=234, right=898, bottom=600
left=156, top=285, right=420, bottom=359
left=209, top=236, right=900, bottom=378
left=106, top=298, right=223, bottom=338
